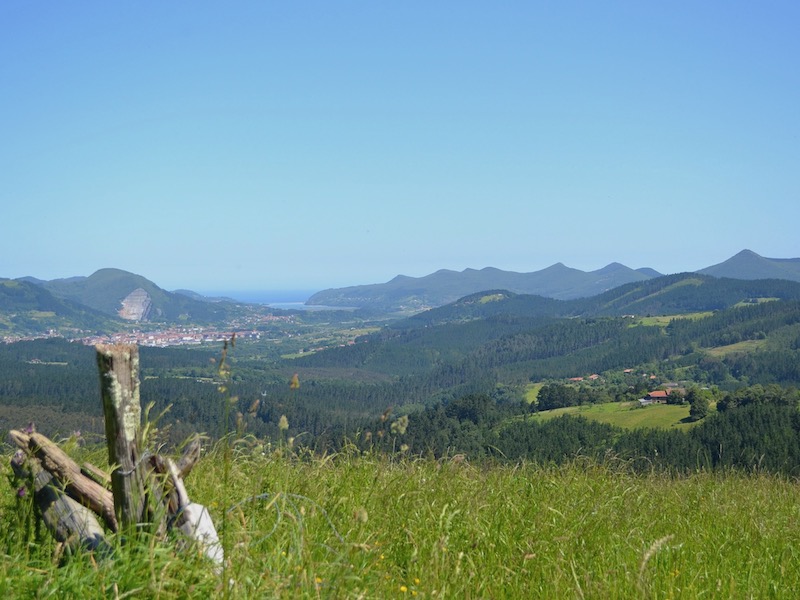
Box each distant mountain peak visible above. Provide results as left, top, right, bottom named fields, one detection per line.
left=592, top=262, right=631, bottom=275
left=540, top=262, right=571, bottom=272
left=635, top=267, right=663, bottom=278
left=698, top=249, right=800, bottom=282
left=389, top=274, right=413, bottom=283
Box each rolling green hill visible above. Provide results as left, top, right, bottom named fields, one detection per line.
left=573, top=273, right=800, bottom=316
left=35, top=268, right=235, bottom=323
left=293, top=281, right=800, bottom=397
left=0, top=278, right=115, bottom=335
left=3, top=269, right=252, bottom=334
left=395, top=274, right=800, bottom=329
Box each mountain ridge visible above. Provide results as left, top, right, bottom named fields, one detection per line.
left=308, top=261, right=657, bottom=312
left=5, top=250, right=799, bottom=329
left=307, top=250, right=800, bottom=312
left=23, top=268, right=234, bottom=325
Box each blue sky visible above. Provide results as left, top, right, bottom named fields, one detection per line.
left=2, top=2, right=798, bottom=293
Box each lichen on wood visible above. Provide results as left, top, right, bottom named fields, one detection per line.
left=96, top=343, right=146, bottom=531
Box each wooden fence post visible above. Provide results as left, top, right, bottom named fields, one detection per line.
left=7, top=342, right=222, bottom=565
left=96, top=343, right=147, bottom=531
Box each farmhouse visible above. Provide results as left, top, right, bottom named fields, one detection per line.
left=638, top=390, right=670, bottom=406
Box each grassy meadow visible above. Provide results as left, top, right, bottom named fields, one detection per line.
left=635, top=312, right=714, bottom=327
left=705, top=339, right=768, bottom=357
left=2, top=440, right=799, bottom=599
left=532, top=401, right=704, bottom=431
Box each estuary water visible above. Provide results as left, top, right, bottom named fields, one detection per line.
left=199, top=290, right=350, bottom=311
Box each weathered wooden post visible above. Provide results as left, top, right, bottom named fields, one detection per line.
left=8, top=342, right=222, bottom=567
left=96, top=343, right=147, bottom=531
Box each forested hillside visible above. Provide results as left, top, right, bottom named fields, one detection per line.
left=0, top=279, right=114, bottom=334
left=295, top=295, right=800, bottom=387
left=3, top=269, right=800, bottom=480
left=406, top=274, right=800, bottom=326
left=2, top=290, right=800, bottom=453
left=37, top=268, right=237, bottom=322
left=355, top=386, right=800, bottom=474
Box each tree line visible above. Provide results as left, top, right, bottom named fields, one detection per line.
left=356, top=385, right=800, bottom=475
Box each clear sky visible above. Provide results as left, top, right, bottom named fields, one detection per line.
left=2, top=2, right=798, bottom=293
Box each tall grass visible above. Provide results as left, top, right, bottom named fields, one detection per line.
left=2, top=442, right=799, bottom=598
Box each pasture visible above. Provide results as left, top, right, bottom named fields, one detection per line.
left=2, top=443, right=797, bottom=598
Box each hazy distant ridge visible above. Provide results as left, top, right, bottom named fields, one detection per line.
left=5, top=250, right=800, bottom=328
left=307, top=250, right=800, bottom=312
left=306, top=262, right=655, bottom=312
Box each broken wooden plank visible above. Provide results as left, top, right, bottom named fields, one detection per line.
left=176, top=437, right=202, bottom=479
left=9, top=430, right=118, bottom=532
left=148, top=439, right=202, bottom=523
left=11, top=450, right=110, bottom=556
left=166, top=458, right=223, bottom=568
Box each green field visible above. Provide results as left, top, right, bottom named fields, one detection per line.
left=3, top=444, right=798, bottom=598
left=705, top=339, right=767, bottom=357
left=734, top=297, right=780, bottom=307
left=477, top=293, right=505, bottom=304
left=534, top=400, right=704, bottom=430
left=524, top=381, right=544, bottom=403
left=636, top=312, right=713, bottom=327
